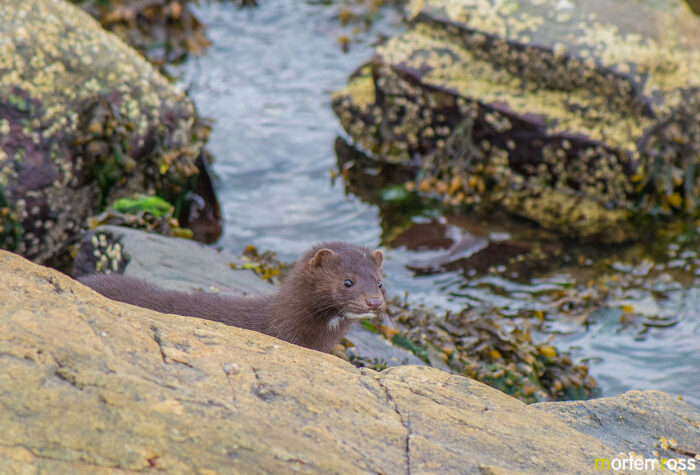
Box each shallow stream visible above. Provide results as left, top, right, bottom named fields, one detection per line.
left=172, top=1, right=699, bottom=407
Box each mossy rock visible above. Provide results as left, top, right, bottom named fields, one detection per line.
left=0, top=0, right=213, bottom=263
left=332, top=0, right=700, bottom=242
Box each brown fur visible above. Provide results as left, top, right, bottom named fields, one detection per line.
left=78, top=242, right=385, bottom=352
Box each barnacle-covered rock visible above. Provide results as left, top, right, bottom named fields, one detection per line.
left=0, top=0, right=219, bottom=264
left=332, top=0, right=700, bottom=242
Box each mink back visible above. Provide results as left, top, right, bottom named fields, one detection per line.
left=78, top=274, right=269, bottom=332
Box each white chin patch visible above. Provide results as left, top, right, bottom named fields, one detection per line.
left=344, top=312, right=376, bottom=320
left=328, top=313, right=375, bottom=330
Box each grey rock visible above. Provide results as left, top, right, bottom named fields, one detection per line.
left=533, top=390, right=700, bottom=461
left=345, top=325, right=427, bottom=367
left=73, top=225, right=272, bottom=298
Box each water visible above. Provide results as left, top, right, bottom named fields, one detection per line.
left=561, top=287, right=700, bottom=406
left=172, top=1, right=389, bottom=257
left=172, top=1, right=699, bottom=407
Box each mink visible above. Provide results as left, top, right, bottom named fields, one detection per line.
left=79, top=242, right=386, bottom=353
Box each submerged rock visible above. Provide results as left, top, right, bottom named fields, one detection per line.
left=0, top=0, right=218, bottom=265
left=333, top=0, right=700, bottom=242
left=2, top=249, right=699, bottom=472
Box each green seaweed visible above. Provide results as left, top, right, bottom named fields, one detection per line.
left=391, top=333, right=429, bottom=364
left=112, top=195, right=173, bottom=217
left=361, top=319, right=379, bottom=333
left=8, top=94, right=29, bottom=113
left=87, top=193, right=194, bottom=239
left=380, top=184, right=414, bottom=203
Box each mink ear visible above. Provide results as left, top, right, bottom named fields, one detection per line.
left=309, top=248, right=338, bottom=267
left=372, top=250, right=384, bottom=268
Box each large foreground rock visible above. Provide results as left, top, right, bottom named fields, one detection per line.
left=1, top=250, right=699, bottom=472
left=0, top=0, right=217, bottom=264
left=333, top=0, right=700, bottom=242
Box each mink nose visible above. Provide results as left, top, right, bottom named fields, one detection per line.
left=365, top=297, right=383, bottom=310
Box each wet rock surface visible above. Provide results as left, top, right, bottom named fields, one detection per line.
left=332, top=0, right=700, bottom=242
left=2, top=249, right=699, bottom=473
left=0, top=0, right=216, bottom=265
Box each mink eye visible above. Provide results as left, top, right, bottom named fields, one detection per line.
left=378, top=280, right=383, bottom=288
left=344, top=279, right=354, bottom=288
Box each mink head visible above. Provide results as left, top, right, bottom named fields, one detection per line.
left=299, top=242, right=385, bottom=322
